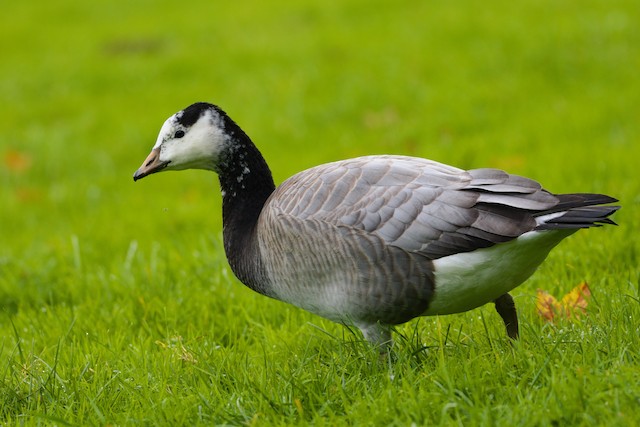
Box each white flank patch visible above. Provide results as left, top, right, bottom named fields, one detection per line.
left=426, top=230, right=573, bottom=315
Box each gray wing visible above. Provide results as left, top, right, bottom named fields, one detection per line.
left=264, top=155, right=558, bottom=259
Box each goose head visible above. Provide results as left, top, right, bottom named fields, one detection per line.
left=133, top=102, right=229, bottom=181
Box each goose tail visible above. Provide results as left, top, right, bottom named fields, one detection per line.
left=535, top=193, right=620, bottom=230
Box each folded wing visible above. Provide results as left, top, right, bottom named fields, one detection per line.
left=265, top=155, right=562, bottom=259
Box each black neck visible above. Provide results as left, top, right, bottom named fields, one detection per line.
left=217, top=127, right=275, bottom=295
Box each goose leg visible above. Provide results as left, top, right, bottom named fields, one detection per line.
left=359, top=323, right=393, bottom=350
left=494, top=293, right=519, bottom=339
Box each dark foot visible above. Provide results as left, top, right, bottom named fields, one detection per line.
left=494, top=293, right=519, bottom=339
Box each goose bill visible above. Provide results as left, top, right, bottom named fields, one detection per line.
left=133, top=148, right=170, bottom=181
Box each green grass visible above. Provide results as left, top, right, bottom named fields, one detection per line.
left=1, top=0, right=639, bottom=424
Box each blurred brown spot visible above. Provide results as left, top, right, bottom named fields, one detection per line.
left=362, top=107, right=399, bottom=129
left=15, top=187, right=43, bottom=203
left=4, top=149, right=32, bottom=173
left=103, top=38, right=165, bottom=56
left=490, top=155, right=526, bottom=171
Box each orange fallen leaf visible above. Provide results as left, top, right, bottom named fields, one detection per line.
left=536, top=282, right=591, bottom=322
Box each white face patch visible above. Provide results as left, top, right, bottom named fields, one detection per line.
left=153, top=116, right=177, bottom=149
left=154, top=109, right=228, bottom=171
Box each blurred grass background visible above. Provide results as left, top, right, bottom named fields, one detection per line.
left=1, top=0, right=639, bottom=425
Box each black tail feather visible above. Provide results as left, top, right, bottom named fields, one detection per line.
left=535, top=193, right=620, bottom=230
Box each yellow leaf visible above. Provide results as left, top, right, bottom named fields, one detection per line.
left=536, top=282, right=591, bottom=323
left=536, top=289, right=560, bottom=322
left=559, top=282, right=591, bottom=318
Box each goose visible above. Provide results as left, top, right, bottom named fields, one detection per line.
left=133, top=102, right=619, bottom=348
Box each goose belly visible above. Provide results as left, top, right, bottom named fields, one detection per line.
left=257, top=220, right=435, bottom=325
left=271, top=275, right=361, bottom=323
left=425, top=230, right=572, bottom=315
left=258, top=233, right=372, bottom=323
left=262, top=251, right=432, bottom=325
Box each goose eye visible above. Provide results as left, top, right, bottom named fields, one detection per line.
left=174, top=130, right=185, bottom=139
